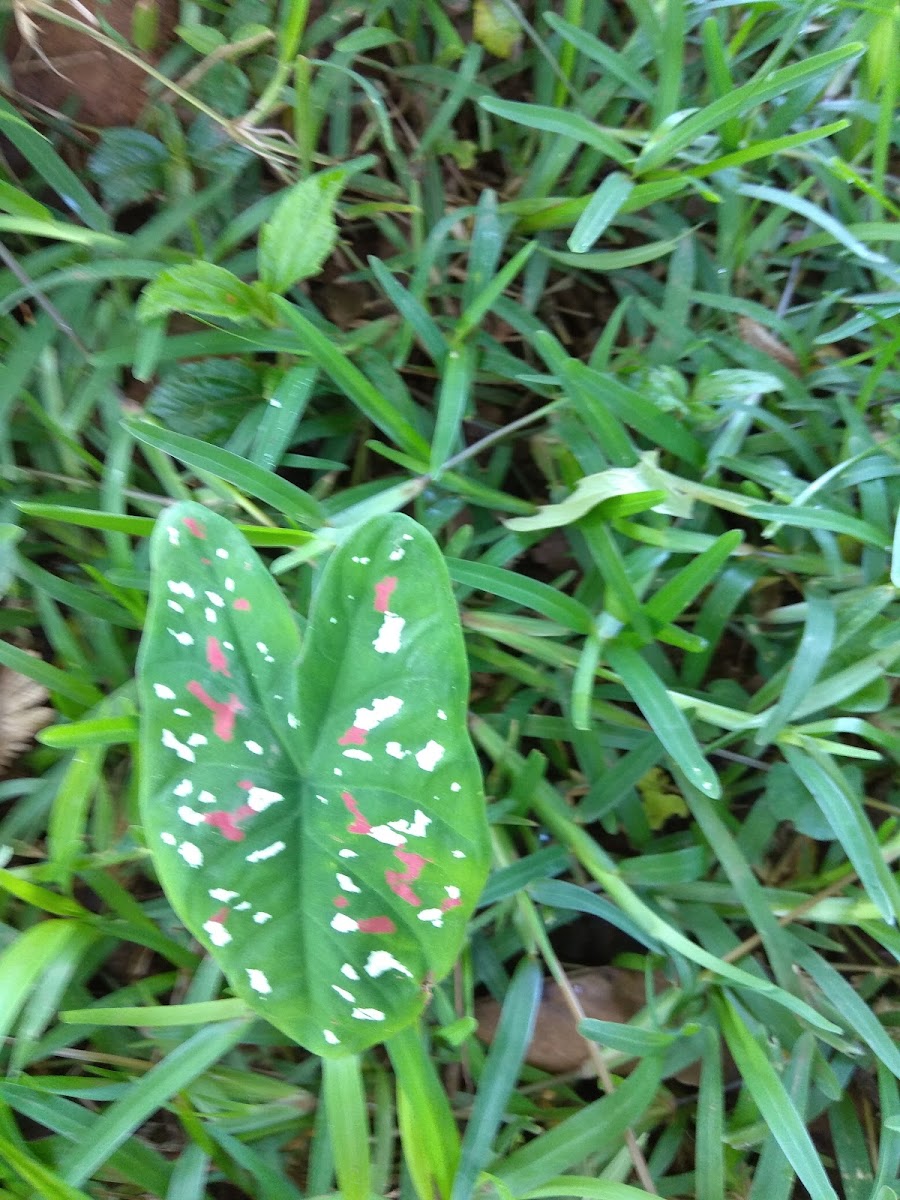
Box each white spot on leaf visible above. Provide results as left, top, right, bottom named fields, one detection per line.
left=167, top=629, right=194, bottom=647
left=246, top=787, right=284, bottom=812
left=336, top=873, right=361, bottom=893
left=209, top=888, right=237, bottom=901
left=333, top=985, right=355, bottom=1002
left=162, top=729, right=194, bottom=762
left=198, top=790, right=217, bottom=804
left=247, top=969, right=271, bottom=995
left=331, top=913, right=359, bottom=933
left=341, top=963, right=360, bottom=980
left=205, top=607, right=217, bottom=624
left=245, top=740, right=264, bottom=755
left=173, top=779, right=193, bottom=797
left=385, top=742, right=408, bottom=760
left=178, top=841, right=203, bottom=868
left=368, top=824, right=407, bottom=847
left=389, top=548, right=405, bottom=561
left=343, top=749, right=373, bottom=762
left=187, top=733, right=207, bottom=747
left=246, top=841, right=286, bottom=863
left=415, top=740, right=445, bottom=772
left=389, top=810, right=430, bottom=838
left=216, top=548, right=229, bottom=560
left=205, top=591, right=225, bottom=607
left=160, top=832, right=176, bottom=845
left=178, top=805, right=205, bottom=826
left=323, top=1030, right=340, bottom=1045
left=204, top=920, right=232, bottom=946
left=154, top=683, right=176, bottom=700
left=365, top=950, right=413, bottom=979
left=168, top=581, right=195, bottom=599
left=373, top=611, right=405, bottom=655
left=254, top=912, right=272, bottom=924
left=167, top=527, right=181, bottom=546
left=339, top=848, right=358, bottom=858
left=352, top=1008, right=385, bottom=1021
left=450, top=782, right=461, bottom=793
left=418, top=908, right=443, bottom=927
left=167, top=600, right=184, bottom=614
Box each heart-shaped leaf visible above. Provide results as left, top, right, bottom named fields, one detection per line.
left=138, top=502, right=489, bottom=1057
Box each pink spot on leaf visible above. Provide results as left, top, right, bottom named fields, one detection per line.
left=184, top=517, right=206, bottom=539
left=440, top=895, right=462, bottom=913
left=204, top=810, right=246, bottom=841
left=358, top=916, right=396, bottom=934
left=186, top=681, right=244, bottom=741
left=333, top=895, right=349, bottom=908
left=203, top=802, right=257, bottom=841
left=373, top=576, right=398, bottom=613
left=206, top=636, right=231, bottom=677
left=233, top=598, right=251, bottom=612
left=342, top=791, right=372, bottom=835
left=210, top=906, right=230, bottom=923
left=386, top=849, right=428, bottom=907
left=339, top=725, right=367, bottom=746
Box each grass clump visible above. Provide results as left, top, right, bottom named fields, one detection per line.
left=1, top=1, right=900, bottom=1197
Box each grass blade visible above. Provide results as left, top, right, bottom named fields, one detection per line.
left=605, top=642, right=720, bottom=799
left=452, top=957, right=542, bottom=1200
left=716, top=994, right=840, bottom=1200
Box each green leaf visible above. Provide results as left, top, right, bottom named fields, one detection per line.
left=147, top=360, right=263, bottom=442
left=505, top=458, right=694, bottom=532
left=473, top=0, right=522, bottom=58
left=87, top=129, right=169, bottom=210
left=137, top=263, right=275, bottom=325
left=138, top=502, right=490, bottom=1056
left=258, top=173, right=344, bottom=295
left=568, top=172, right=635, bottom=253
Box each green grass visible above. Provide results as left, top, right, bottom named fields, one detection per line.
left=1, top=0, right=900, bottom=1196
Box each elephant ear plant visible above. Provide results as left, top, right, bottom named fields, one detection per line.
left=137, top=501, right=490, bottom=1066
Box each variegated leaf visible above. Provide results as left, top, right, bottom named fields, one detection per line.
left=138, top=502, right=489, bottom=1057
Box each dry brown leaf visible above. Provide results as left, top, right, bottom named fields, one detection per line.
left=0, top=654, right=54, bottom=769
left=476, top=965, right=705, bottom=1086
left=737, top=316, right=802, bottom=376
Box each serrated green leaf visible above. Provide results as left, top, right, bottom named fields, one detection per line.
left=138, top=502, right=490, bottom=1056
left=137, top=263, right=275, bottom=325
left=258, top=173, right=344, bottom=295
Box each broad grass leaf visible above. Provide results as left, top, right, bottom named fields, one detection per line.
left=138, top=503, right=489, bottom=1056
